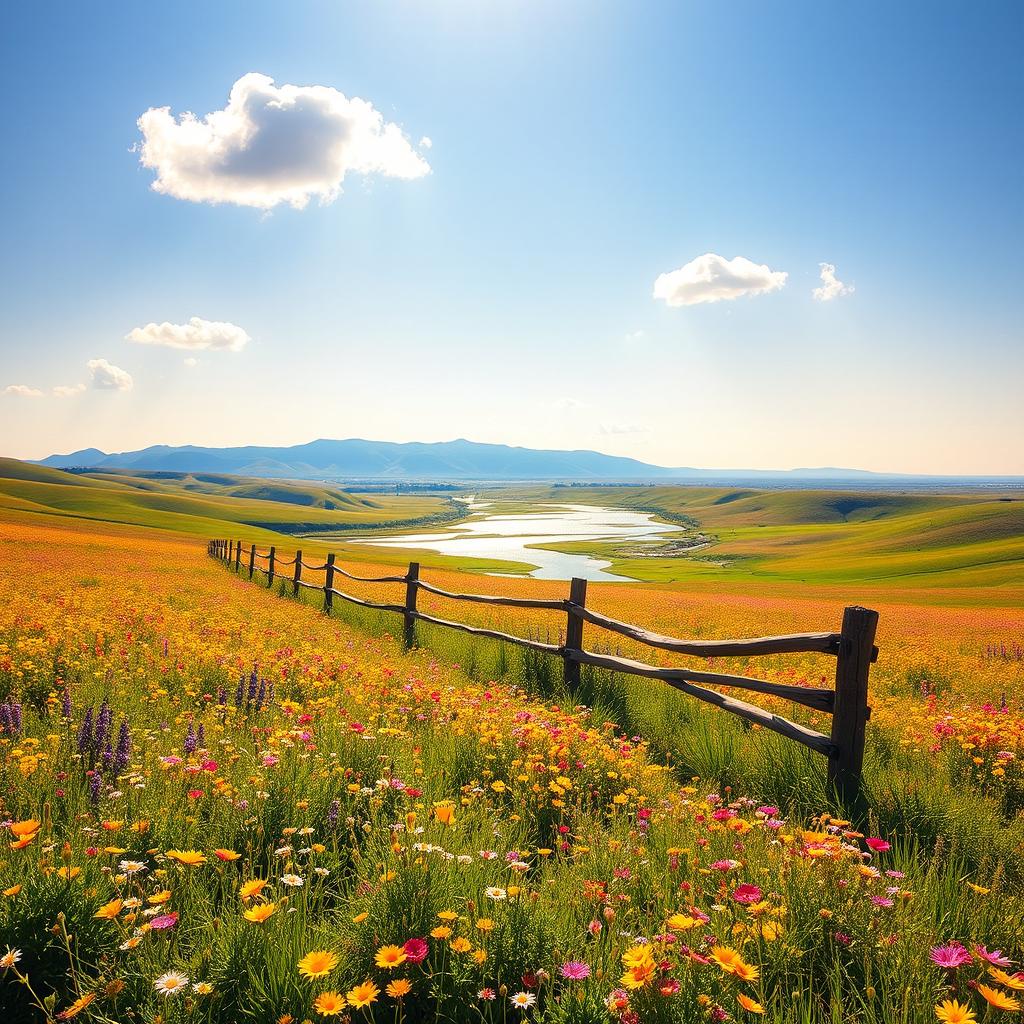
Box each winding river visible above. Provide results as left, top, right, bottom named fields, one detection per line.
left=350, top=501, right=682, bottom=582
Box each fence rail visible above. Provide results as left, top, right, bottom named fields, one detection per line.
left=208, top=537, right=878, bottom=799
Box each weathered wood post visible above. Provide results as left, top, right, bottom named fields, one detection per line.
left=248, top=543, right=256, bottom=580
left=404, top=562, right=420, bottom=649
left=293, top=550, right=302, bottom=597
left=563, top=577, right=588, bottom=690
left=267, top=546, right=276, bottom=588
left=828, top=605, right=879, bottom=803
left=323, top=553, right=335, bottom=613
left=235, top=540, right=242, bottom=572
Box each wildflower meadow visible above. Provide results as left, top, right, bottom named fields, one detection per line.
left=1, top=513, right=1023, bottom=1023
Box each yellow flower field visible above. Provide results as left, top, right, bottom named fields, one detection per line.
left=1, top=513, right=1022, bottom=1022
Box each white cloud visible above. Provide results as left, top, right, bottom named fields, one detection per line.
left=600, top=422, right=649, bottom=435
left=653, top=253, right=787, bottom=307
left=418, top=136, right=432, bottom=149
left=127, top=316, right=250, bottom=352
left=136, top=72, right=430, bottom=210
left=623, top=329, right=645, bottom=344
left=53, top=384, right=86, bottom=398
left=551, top=397, right=590, bottom=412
left=4, top=384, right=43, bottom=398
left=88, top=359, right=133, bottom=392
left=183, top=357, right=199, bottom=368
left=813, top=262, right=854, bottom=301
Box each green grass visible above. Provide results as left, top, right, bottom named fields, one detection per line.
left=0, top=458, right=459, bottom=541
left=481, top=486, right=1024, bottom=589
left=226, top=556, right=1024, bottom=886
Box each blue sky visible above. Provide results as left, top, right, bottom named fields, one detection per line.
left=1, top=1, right=1021, bottom=473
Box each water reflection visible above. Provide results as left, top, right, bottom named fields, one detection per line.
left=351, top=502, right=681, bottom=581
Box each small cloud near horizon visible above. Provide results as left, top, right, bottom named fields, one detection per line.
left=136, top=72, right=430, bottom=210
left=653, top=253, right=787, bottom=307
left=4, top=384, right=43, bottom=398
left=813, top=262, right=854, bottom=301
left=600, top=422, right=649, bottom=435
left=551, top=397, right=590, bottom=412
left=88, top=359, right=133, bottom=391
left=127, top=316, right=251, bottom=352
left=53, top=384, right=86, bottom=397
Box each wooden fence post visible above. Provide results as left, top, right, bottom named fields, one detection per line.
left=828, top=605, right=879, bottom=803
left=404, top=562, right=420, bottom=649
left=563, top=577, right=588, bottom=689
left=248, top=543, right=256, bottom=580
left=267, top=546, right=276, bottom=588
left=323, top=554, right=335, bottom=614
left=293, top=550, right=302, bottom=597
left=235, top=540, right=242, bottom=572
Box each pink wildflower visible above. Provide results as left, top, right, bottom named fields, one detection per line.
left=973, top=945, right=1014, bottom=967
left=732, top=884, right=763, bottom=904
left=560, top=961, right=591, bottom=980
left=930, top=943, right=972, bottom=969
left=403, top=938, right=429, bottom=964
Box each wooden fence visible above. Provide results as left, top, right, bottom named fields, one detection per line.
left=208, top=538, right=879, bottom=799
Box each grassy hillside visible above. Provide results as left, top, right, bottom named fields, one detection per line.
left=0, top=458, right=457, bottom=542
left=487, top=485, right=1024, bottom=590
left=83, top=468, right=383, bottom=510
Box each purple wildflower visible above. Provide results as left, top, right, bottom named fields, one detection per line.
left=77, top=706, right=94, bottom=754
left=114, top=722, right=131, bottom=773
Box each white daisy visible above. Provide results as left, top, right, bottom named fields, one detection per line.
left=0, top=948, right=22, bottom=970
left=153, top=970, right=189, bottom=996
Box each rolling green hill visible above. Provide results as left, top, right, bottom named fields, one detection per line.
left=75, top=468, right=386, bottom=511
left=491, top=485, right=1024, bottom=589
left=0, top=458, right=458, bottom=543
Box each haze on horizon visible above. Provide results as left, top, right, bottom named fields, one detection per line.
left=1, top=2, right=1022, bottom=476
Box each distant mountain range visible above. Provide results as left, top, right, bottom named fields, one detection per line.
left=31, top=438, right=1017, bottom=484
